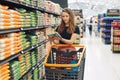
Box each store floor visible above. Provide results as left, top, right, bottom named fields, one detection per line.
left=81, top=29, right=120, bottom=80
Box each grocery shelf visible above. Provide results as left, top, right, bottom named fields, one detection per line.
left=102, top=35, right=111, bottom=39
left=0, top=0, right=60, bottom=16
left=103, top=17, right=120, bottom=21
left=103, top=24, right=111, bottom=27
left=102, top=30, right=111, bottom=33
left=0, top=40, right=48, bottom=65
left=20, top=26, right=44, bottom=31
left=19, top=56, right=45, bottom=80
left=0, top=25, right=55, bottom=34
left=0, top=53, right=21, bottom=66
left=113, top=27, right=120, bottom=29
left=113, top=35, right=120, bottom=37
left=113, top=43, right=120, bottom=45
left=0, top=28, right=20, bottom=34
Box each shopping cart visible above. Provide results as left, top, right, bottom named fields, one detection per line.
left=44, top=44, right=86, bottom=80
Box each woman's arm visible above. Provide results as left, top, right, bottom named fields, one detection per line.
left=60, top=33, right=79, bottom=44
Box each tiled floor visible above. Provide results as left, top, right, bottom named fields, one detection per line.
left=82, top=29, right=120, bottom=80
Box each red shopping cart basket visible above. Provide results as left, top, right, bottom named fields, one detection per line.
left=44, top=44, right=86, bottom=80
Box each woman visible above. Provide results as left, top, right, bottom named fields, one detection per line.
left=50, top=8, right=80, bottom=44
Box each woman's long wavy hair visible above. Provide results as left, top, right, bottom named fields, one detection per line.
left=57, top=8, right=75, bottom=34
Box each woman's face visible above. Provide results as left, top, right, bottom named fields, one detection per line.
left=61, top=12, right=70, bottom=25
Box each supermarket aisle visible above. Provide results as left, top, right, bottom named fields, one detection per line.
left=81, top=29, right=120, bottom=80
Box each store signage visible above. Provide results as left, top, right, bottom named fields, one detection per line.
left=107, top=9, right=120, bottom=16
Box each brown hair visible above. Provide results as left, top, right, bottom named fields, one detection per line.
left=58, top=8, right=75, bottom=34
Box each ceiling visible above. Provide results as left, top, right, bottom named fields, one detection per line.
left=68, top=0, right=120, bottom=19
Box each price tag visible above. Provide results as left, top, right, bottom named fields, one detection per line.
left=37, top=44, right=38, bottom=46
left=26, top=4, right=28, bottom=6
left=36, top=26, right=39, bottom=29
left=21, top=28, right=23, bottom=30
left=33, top=67, right=35, bottom=70
left=32, top=6, right=35, bottom=8
left=32, top=46, right=34, bottom=49
left=21, top=51, right=24, bottom=54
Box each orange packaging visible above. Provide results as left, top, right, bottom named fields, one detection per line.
left=0, top=67, right=9, bottom=76
left=16, top=25, right=22, bottom=28
left=0, top=69, right=10, bottom=77
left=10, top=15, right=21, bottom=19
left=0, top=5, right=9, bottom=10
left=0, top=19, right=10, bottom=23
left=0, top=74, right=10, bottom=80
left=0, top=44, right=11, bottom=49
left=11, top=22, right=21, bottom=25
left=13, top=40, right=20, bottom=44
left=8, top=33, right=20, bottom=37
left=11, top=50, right=19, bottom=54
left=0, top=26, right=10, bottom=29
left=9, top=10, right=21, bottom=15
left=0, top=46, right=11, bottom=53
left=0, top=63, right=9, bottom=68
left=0, top=38, right=11, bottom=44
left=0, top=14, right=10, bottom=19
left=0, top=23, right=10, bottom=26
left=10, top=37, right=20, bottom=42
left=0, top=10, right=10, bottom=15
left=11, top=19, right=21, bottom=22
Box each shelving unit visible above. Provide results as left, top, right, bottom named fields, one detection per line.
left=102, top=17, right=120, bottom=44
left=102, top=9, right=120, bottom=44
left=0, top=0, right=61, bottom=80
left=102, top=17, right=112, bottom=44
left=111, top=20, right=120, bottom=53
left=0, top=0, right=60, bottom=16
